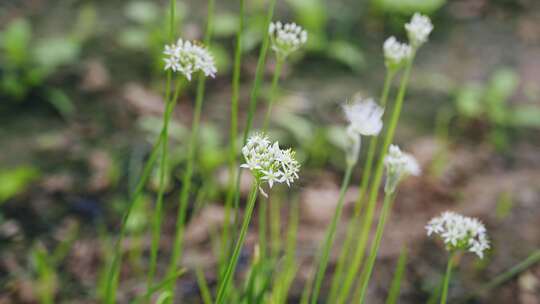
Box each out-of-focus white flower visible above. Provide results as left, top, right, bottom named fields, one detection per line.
left=383, top=36, right=412, bottom=69
left=383, top=145, right=420, bottom=193
left=241, top=133, right=300, bottom=195
left=426, top=211, right=490, bottom=259
left=268, top=21, right=308, bottom=58
left=163, top=39, right=217, bottom=80
left=405, top=13, right=433, bottom=48
left=343, top=97, right=384, bottom=136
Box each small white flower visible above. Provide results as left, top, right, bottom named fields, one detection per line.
left=268, top=21, right=308, bottom=58
left=163, top=39, right=217, bottom=80
left=425, top=211, right=490, bottom=259
left=383, top=36, right=412, bottom=69
left=405, top=13, right=433, bottom=48
left=343, top=97, right=384, bottom=136
left=241, top=133, right=300, bottom=193
left=383, top=145, right=420, bottom=193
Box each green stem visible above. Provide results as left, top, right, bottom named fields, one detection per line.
left=258, top=195, right=268, bottom=259
left=215, top=181, right=261, bottom=304
left=103, top=0, right=179, bottom=298
left=328, top=70, right=395, bottom=303
left=270, top=196, right=281, bottom=260
left=221, top=0, right=276, bottom=282
left=357, top=192, right=395, bottom=304
left=385, top=246, right=408, bottom=304
left=145, top=78, right=183, bottom=301
left=263, top=57, right=284, bottom=131
left=222, top=0, right=245, bottom=277
left=440, top=253, right=455, bottom=304
left=336, top=55, right=416, bottom=303
left=165, top=0, right=215, bottom=299
left=310, top=165, right=354, bottom=304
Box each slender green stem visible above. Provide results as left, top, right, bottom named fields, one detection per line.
left=196, top=267, right=213, bottom=304
left=357, top=192, right=395, bottom=304
left=220, top=0, right=276, bottom=287
left=165, top=0, right=215, bottom=299
left=225, top=0, right=276, bottom=240
left=145, top=79, right=183, bottom=301
left=440, top=253, right=455, bottom=304
left=270, top=196, right=281, bottom=260
left=215, top=181, right=261, bottom=304
left=222, top=0, right=245, bottom=277
left=328, top=70, right=396, bottom=303
left=385, top=246, right=408, bottom=304
left=258, top=195, right=268, bottom=259
left=336, top=55, right=416, bottom=303
left=309, top=164, right=354, bottom=304
left=263, top=57, right=284, bottom=131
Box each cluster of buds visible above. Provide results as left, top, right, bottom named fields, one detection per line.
left=241, top=134, right=300, bottom=195
left=383, top=145, right=420, bottom=194
left=268, top=21, right=308, bottom=59
left=383, top=36, right=412, bottom=70
left=163, top=39, right=217, bottom=80
left=342, top=97, right=384, bottom=166
left=426, top=211, right=490, bottom=259
left=405, top=13, right=434, bottom=49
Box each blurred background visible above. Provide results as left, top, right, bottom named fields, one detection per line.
left=1, top=0, right=539, bottom=303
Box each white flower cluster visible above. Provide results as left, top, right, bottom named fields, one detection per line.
left=383, top=145, right=420, bottom=193
left=241, top=134, right=300, bottom=193
left=426, top=211, right=490, bottom=259
left=383, top=36, right=412, bottom=69
left=405, top=13, right=434, bottom=48
left=163, top=39, right=217, bottom=80
left=268, top=21, right=308, bottom=58
left=343, top=97, right=384, bottom=137
left=342, top=97, right=384, bottom=166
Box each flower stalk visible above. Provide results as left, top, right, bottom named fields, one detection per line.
left=164, top=0, right=215, bottom=299
left=440, top=252, right=455, bottom=304
left=328, top=69, right=396, bottom=303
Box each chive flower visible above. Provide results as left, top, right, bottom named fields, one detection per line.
left=405, top=13, right=434, bottom=49
left=163, top=39, right=217, bottom=80
left=383, top=36, right=412, bottom=70
left=241, top=133, right=300, bottom=195
left=426, top=211, right=490, bottom=259
left=268, top=21, right=308, bottom=58
left=342, top=97, right=384, bottom=165
left=383, top=145, right=420, bottom=194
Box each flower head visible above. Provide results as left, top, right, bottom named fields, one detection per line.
left=426, top=211, right=490, bottom=259
left=343, top=97, right=384, bottom=137
left=163, top=39, right=217, bottom=80
left=405, top=13, right=433, bottom=48
left=383, top=36, right=412, bottom=70
left=384, top=145, right=420, bottom=193
left=268, top=21, right=308, bottom=58
left=241, top=133, right=300, bottom=194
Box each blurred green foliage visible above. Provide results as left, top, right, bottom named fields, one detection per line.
left=0, top=166, right=40, bottom=204
left=0, top=5, right=96, bottom=118
left=454, top=68, right=540, bottom=149
left=372, top=0, right=446, bottom=15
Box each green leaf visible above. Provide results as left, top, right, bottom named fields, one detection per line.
left=1, top=18, right=32, bottom=65
left=0, top=166, right=40, bottom=204
left=33, top=37, right=80, bottom=71
left=372, top=0, right=446, bottom=14
left=509, top=105, right=540, bottom=128
left=485, top=68, right=519, bottom=106
left=47, top=89, right=75, bottom=118
left=125, top=1, right=160, bottom=25
left=455, top=84, right=484, bottom=118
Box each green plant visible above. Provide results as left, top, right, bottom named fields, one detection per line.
left=454, top=67, right=540, bottom=149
